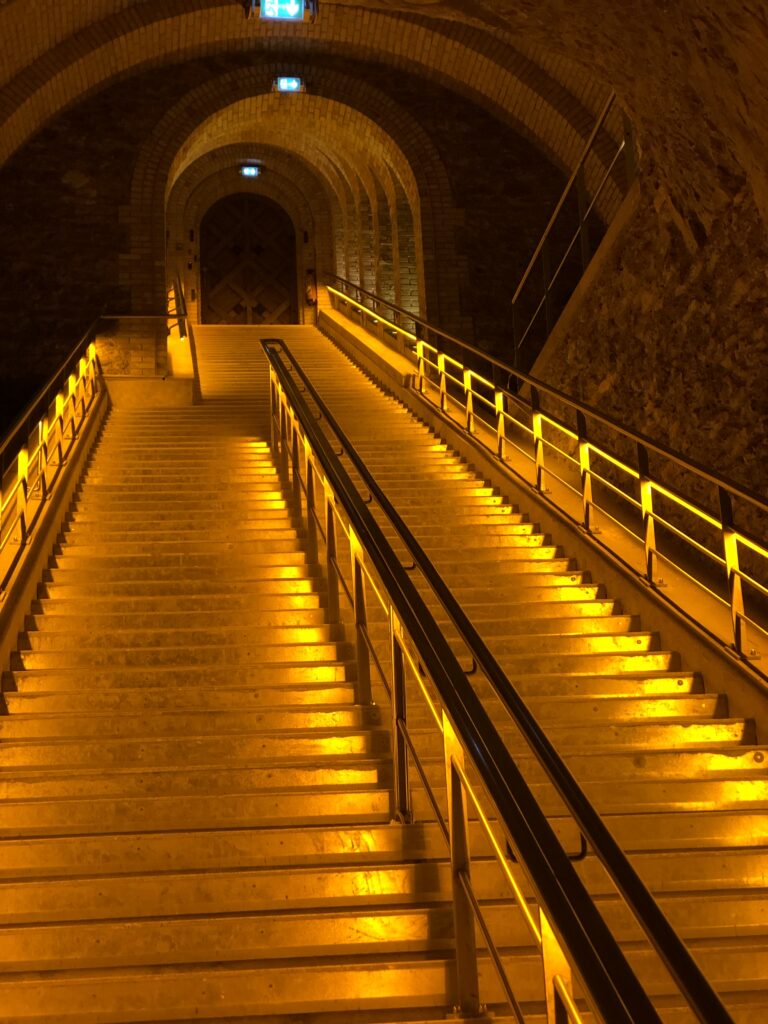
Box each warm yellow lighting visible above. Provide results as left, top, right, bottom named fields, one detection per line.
left=452, top=754, right=542, bottom=945
left=327, top=286, right=419, bottom=344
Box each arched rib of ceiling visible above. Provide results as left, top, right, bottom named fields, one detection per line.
left=0, top=4, right=619, bottom=212
left=128, top=86, right=464, bottom=322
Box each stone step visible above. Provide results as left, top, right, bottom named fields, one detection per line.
left=15, top=640, right=352, bottom=670
left=8, top=661, right=353, bottom=690
left=24, top=622, right=341, bottom=652
left=27, top=607, right=329, bottom=631
left=0, top=704, right=383, bottom=740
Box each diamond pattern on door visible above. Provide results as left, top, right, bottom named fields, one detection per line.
left=200, top=194, right=298, bottom=325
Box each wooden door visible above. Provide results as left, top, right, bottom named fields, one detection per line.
left=200, top=194, right=298, bottom=324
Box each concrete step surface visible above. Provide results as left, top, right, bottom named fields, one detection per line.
left=0, top=323, right=764, bottom=1022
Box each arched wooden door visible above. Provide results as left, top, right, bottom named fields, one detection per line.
left=200, top=194, right=298, bottom=324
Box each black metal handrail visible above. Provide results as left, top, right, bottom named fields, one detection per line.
left=264, top=338, right=734, bottom=1024
left=0, top=318, right=102, bottom=475
left=509, top=92, right=635, bottom=367
left=271, top=339, right=734, bottom=1024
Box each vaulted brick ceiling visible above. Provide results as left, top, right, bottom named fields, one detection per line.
left=0, top=0, right=765, bottom=229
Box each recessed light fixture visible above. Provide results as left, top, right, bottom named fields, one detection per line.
left=240, top=164, right=262, bottom=178
left=273, top=76, right=304, bottom=94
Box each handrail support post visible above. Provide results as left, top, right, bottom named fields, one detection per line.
left=576, top=411, right=594, bottom=532
left=719, top=487, right=746, bottom=655
left=443, top=712, right=481, bottom=1018
left=637, top=443, right=657, bottom=584
left=351, top=538, right=373, bottom=705
left=463, top=369, right=474, bottom=434
left=540, top=909, right=575, bottom=1024
left=390, top=614, right=411, bottom=823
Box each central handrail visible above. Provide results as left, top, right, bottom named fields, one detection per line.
left=271, top=339, right=735, bottom=1024
left=263, top=338, right=733, bottom=1024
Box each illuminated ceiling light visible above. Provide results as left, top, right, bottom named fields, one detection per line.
left=273, top=76, right=304, bottom=94
left=240, top=1, right=318, bottom=22
left=240, top=163, right=262, bottom=178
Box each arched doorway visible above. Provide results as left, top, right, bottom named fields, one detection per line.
left=200, top=194, right=299, bottom=324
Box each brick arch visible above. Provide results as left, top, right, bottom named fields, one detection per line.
left=167, top=146, right=335, bottom=324
left=162, top=90, right=422, bottom=305
left=128, top=74, right=456, bottom=324
left=129, top=106, right=419, bottom=316
left=0, top=4, right=618, bottom=216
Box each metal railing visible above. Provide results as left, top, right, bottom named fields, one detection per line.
left=0, top=325, right=104, bottom=597
left=263, top=338, right=734, bottom=1024
left=326, top=278, right=768, bottom=678
left=511, top=92, right=636, bottom=369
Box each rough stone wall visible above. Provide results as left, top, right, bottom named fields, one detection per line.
left=537, top=183, right=768, bottom=496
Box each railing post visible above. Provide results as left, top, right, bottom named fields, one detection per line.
left=437, top=353, right=448, bottom=413
left=269, top=372, right=279, bottom=453
left=325, top=494, right=341, bottom=625
left=576, top=166, right=591, bottom=272
left=576, top=410, right=593, bottom=532
left=623, top=112, right=637, bottom=184
left=637, top=443, right=656, bottom=583
left=390, top=612, right=411, bottom=822
left=495, top=390, right=506, bottom=460
left=291, top=419, right=302, bottom=513
left=416, top=339, right=426, bottom=394
left=719, top=487, right=746, bottom=655
left=350, top=532, right=372, bottom=705
left=541, top=237, right=554, bottom=336
left=15, top=446, right=29, bottom=545
left=463, top=368, right=474, bottom=434
left=512, top=301, right=522, bottom=371
left=443, top=711, right=481, bottom=1018
left=305, top=455, right=319, bottom=566
left=540, top=908, right=575, bottom=1024
left=530, top=386, right=546, bottom=492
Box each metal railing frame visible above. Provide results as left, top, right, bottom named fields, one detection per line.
left=0, top=323, right=104, bottom=597
left=510, top=91, right=635, bottom=369
left=263, top=338, right=734, bottom=1024
left=325, top=276, right=768, bottom=678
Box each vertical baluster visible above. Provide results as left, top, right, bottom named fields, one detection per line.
left=390, top=612, right=410, bottom=822
left=463, top=368, right=474, bottom=434
left=576, top=166, right=591, bottom=272
left=443, top=712, right=481, bottom=1017
left=623, top=112, right=637, bottom=185
left=416, top=338, right=426, bottom=394
left=305, top=456, right=318, bottom=566
left=291, top=420, right=302, bottom=513
left=530, top=386, right=546, bottom=492
left=637, top=443, right=656, bottom=583
left=325, top=494, right=340, bottom=625
left=512, top=301, right=522, bottom=371
left=576, top=410, right=593, bottom=532
left=438, top=353, right=448, bottom=413
left=719, top=487, right=746, bottom=654
left=15, top=445, right=29, bottom=546
left=350, top=532, right=372, bottom=705
left=269, top=371, right=279, bottom=453
left=541, top=236, right=554, bottom=336
left=540, top=909, right=575, bottom=1024
left=495, top=390, right=506, bottom=460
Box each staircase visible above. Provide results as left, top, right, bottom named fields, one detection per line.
left=0, top=323, right=765, bottom=1021
left=271, top=326, right=768, bottom=1019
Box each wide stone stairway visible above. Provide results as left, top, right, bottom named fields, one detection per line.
left=0, top=324, right=765, bottom=1021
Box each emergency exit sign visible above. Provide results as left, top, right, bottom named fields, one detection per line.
left=261, top=0, right=304, bottom=20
